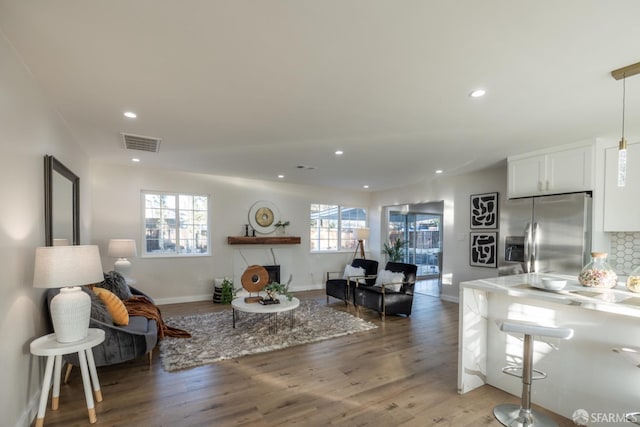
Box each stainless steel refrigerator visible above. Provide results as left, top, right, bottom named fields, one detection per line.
left=499, top=192, right=592, bottom=276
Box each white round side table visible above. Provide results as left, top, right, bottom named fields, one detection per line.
left=30, top=328, right=105, bottom=426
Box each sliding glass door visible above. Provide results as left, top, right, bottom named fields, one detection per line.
left=388, top=211, right=441, bottom=278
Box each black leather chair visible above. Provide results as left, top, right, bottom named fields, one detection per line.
left=353, top=261, right=417, bottom=320
left=325, top=258, right=379, bottom=306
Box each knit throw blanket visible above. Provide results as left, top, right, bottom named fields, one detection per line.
left=124, top=296, right=191, bottom=339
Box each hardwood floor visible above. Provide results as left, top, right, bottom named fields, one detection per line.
left=34, top=291, right=574, bottom=427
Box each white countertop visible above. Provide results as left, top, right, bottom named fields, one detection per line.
left=460, top=273, right=640, bottom=319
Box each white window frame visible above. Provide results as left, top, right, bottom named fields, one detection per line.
left=310, top=203, right=368, bottom=253
left=141, top=191, right=211, bottom=258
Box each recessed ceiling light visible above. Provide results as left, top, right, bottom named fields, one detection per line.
left=124, top=111, right=137, bottom=118
left=435, top=169, right=443, bottom=174
left=363, top=185, right=369, bottom=189
left=469, top=89, right=486, bottom=98
left=131, top=158, right=140, bottom=162
left=277, top=174, right=285, bottom=179
left=335, top=150, right=344, bottom=155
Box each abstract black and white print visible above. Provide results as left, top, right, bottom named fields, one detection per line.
left=470, top=232, right=497, bottom=268
left=470, top=192, right=499, bottom=229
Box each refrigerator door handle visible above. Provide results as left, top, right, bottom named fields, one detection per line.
left=531, top=222, right=539, bottom=273
left=523, top=222, right=532, bottom=273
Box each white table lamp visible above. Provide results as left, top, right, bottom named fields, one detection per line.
left=33, top=245, right=104, bottom=343
left=107, top=239, right=137, bottom=282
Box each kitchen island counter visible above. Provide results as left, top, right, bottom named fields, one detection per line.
left=459, top=273, right=640, bottom=424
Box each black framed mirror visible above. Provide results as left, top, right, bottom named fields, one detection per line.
left=44, top=155, right=80, bottom=246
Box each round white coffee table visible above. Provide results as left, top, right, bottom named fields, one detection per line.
left=231, top=296, right=300, bottom=333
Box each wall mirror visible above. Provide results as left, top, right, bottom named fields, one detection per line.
left=44, top=155, right=79, bottom=246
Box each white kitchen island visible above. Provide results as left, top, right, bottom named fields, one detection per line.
left=459, top=273, right=640, bottom=425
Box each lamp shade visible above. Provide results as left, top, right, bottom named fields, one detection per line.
left=107, top=239, right=137, bottom=258
left=33, top=245, right=103, bottom=343
left=33, top=245, right=104, bottom=289
left=355, top=227, right=370, bottom=240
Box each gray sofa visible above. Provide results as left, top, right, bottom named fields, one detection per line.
left=46, top=285, right=158, bottom=368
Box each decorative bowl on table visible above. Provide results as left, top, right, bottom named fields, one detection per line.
left=540, top=278, right=567, bottom=291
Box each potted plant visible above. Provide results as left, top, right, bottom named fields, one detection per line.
left=220, top=278, right=236, bottom=304
left=263, top=281, right=293, bottom=303
left=383, top=238, right=407, bottom=262
left=274, top=220, right=290, bottom=234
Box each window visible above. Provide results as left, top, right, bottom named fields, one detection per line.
left=142, top=191, right=210, bottom=257
left=310, top=204, right=367, bottom=252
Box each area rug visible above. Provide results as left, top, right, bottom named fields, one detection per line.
left=159, top=300, right=377, bottom=372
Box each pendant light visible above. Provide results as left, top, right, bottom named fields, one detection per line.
left=618, top=76, right=627, bottom=187
left=611, top=61, right=640, bottom=187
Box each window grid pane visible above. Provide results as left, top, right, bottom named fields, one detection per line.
left=143, top=191, right=209, bottom=256
left=310, top=203, right=367, bottom=252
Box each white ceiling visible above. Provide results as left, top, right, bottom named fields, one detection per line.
left=2, top=0, right=640, bottom=191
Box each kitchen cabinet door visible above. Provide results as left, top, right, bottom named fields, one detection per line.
left=546, top=144, right=593, bottom=194
left=604, top=142, right=640, bottom=231
left=507, top=155, right=545, bottom=198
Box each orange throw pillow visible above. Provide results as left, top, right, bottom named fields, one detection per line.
left=93, top=287, right=129, bottom=326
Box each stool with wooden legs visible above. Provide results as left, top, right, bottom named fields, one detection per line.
left=493, top=321, right=574, bottom=427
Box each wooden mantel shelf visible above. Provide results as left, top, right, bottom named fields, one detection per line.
left=227, top=236, right=301, bottom=245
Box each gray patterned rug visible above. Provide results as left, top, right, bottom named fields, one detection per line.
left=159, top=300, right=377, bottom=372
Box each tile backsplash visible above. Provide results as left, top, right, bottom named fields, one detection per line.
left=608, top=232, right=640, bottom=275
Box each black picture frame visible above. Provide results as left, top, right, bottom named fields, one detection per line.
left=470, top=232, right=498, bottom=268
left=470, top=192, right=499, bottom=229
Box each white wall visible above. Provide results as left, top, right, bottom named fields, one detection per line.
left=372, top=166, right=507, bottom=302
left=0, top=30, right=92, bottom=427
left=91, top=163, right=372, bottom=303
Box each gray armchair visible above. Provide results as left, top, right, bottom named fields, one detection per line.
left=46, top=285, right=158, bottom=374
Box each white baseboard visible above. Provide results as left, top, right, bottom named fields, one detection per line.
left=155, top=294, right=212, bottom=305
left=16, top=390, right=40, bottom=427
left=440, top=294, right=459, bottom=303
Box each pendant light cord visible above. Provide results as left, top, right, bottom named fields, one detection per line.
left=622, top=75, right=626, bottom=138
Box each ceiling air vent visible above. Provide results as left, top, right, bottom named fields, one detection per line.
left=121, top=133, right=161, bottom=153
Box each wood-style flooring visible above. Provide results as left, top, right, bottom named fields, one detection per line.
left=33, top=291, right=574, bottom=427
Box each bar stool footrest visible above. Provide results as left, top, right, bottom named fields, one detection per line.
left=501, top=365, right=547, bottom=380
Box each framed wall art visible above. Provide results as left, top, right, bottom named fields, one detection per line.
left=470, top=232, right=498, bottom=268
left=248, top=200, right=280, bottom=234
left=470, top=192, right=499, bottom=229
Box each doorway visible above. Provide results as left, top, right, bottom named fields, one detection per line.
left=386, top=202, right=443, bottom=297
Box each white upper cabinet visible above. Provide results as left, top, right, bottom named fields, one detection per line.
left=604, top=141, right=640, bottom=231
left=508, top=143, right=594, bottom=199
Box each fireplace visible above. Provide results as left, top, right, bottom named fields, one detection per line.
left=232, top=249, right=291, bottom=291
left=263, top=265, right=280, bottom=284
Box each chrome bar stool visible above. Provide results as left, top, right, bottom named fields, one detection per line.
left=493, top=320, right=574, bottom=427
left=612, top=347, right=640, bottom=425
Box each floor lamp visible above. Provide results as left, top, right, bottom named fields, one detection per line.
left=353, top=227, right=370, bottom=261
